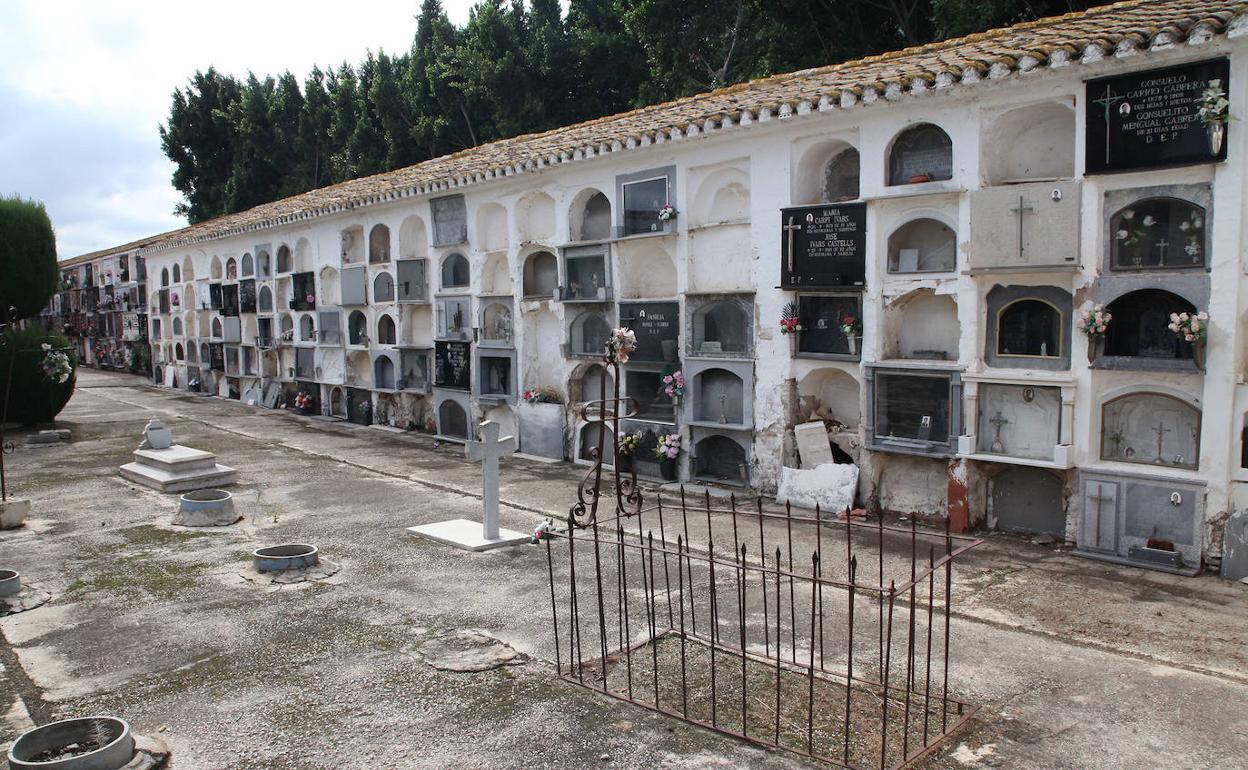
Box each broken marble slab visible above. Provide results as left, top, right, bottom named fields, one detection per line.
left=776, top=462, right=859, bottom=515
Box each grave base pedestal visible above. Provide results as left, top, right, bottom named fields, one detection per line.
left=406, top=519, right=529, bottom=552
left=119, top=445, right=237, bottom=493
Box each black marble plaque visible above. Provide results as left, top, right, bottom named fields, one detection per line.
left=619, top=302, right=680, bottom=363
left=780, top=204, right=866, bottom=288
left=435, top=340, right=471, bottom=390
left=239, top=279, right=257, bottom=314
left=209, top=283, right=222, bottom=311
left=1086, top=58, right=1229, bottom=174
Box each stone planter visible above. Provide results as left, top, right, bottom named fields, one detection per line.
left=252, top=544, right=319, bottom=573
left=0, top=497, right=31, bottom=529
left=517, top=401, right=565, bottom=461
left=7, top=716, right=134, bottom=770
left=174, top=489, right=238, bottom=527
left=0, top=569, right=19, bottom=598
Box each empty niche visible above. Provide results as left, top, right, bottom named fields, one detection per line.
left=523, top=251, right=559, bottom=298
left=570, top=189, right=612, bottom=241
left=694, top=434, right=748, bottom=484
left=983, top=102, right=1074, bottom=185
left=399, top=305, right=433, bottom=347
left=575, top=363, right=614, bottom=403
left=330, top=387, right=347, bottom=418
left=522, top=307, right=561, bottom=391
left=480, top=302, right=513, bottom=346
left=210, top=318, right=222, bottom=338
left=171, top=264, right=180, bottom=284
left=887, top=123, right=953, bottom=186
left=225, top=258, right=238, bottom=281
left=438, top=399, right=469, bottom=439
left=182, top=255, right=195, bottom=281
left=476, top=203, right=509, bottom=252
left=377, top=315, right=396, bottom=345
left=348, top=310, right=368, bottom=345
left=882, top=289, right=959, bottom=361
left=888, top=217, right=956, bottom=273
left=517, top=192, right=556, bottom=243
left=481, top=252, right=512, bottom=295
left=257, top=250, right=271, bottom=278
left=279, top=314, right=293, bottom=341
left=792, top=139, right=860, bottom=205
left=373, top=272, right=396, bottom=303
left=276, top=244, right=292, bottom=273
left=618, top=241, right=676, bottom=299
left=210, top=256, right=223, bottom=280
left=690, top=297, right=753, bottom=357
left=318, top=267, right=340, bottom=307
left=341, top=226, right=364, bottom=264
left=241, top=253, right=254, bottom=277
left=400, top=215, right=429, bottom=259
left=693, top=368, right=745, bottom=424
left=440, top=253, right=470, bottom=290
left=691, top=165, right=749, bottom=226
left=688, top=226, right=751, bottom=293
left=172, top=317, right=183, bottom=336
left=374, top=354, right=397, bottom=389
left=369, top=224, right=391, bottom=263
left=300, top=315, right=315, bottom=342
left=483, top=405, right=517, bottom=445
left=569, top=309, right=611, bottom=356
left=295, top=238, right=314, bottom=272
left=1103, top=289, right=1197, bottom=360
left=578, top=422, right=615, bottom=464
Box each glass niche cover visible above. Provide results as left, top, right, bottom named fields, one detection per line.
left=798, top=294, right=859, bottom=356
left=874, top=372, right=951, bottom=444
left=1101, top=393, right=1199, bottom=469
left=622, top=175, right=670, bottom=236
left=562, top=246, right=610, bottom=301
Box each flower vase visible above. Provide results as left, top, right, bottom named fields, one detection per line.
left=1086, top=336, right=1101, bottom=365
left=1192, top=339, right=1206, bottom=370
left=616, top=453, right=633, bottom=474
left=659, top=456, right=678, bottom=481
left=847, top=336, right=858, bottom=357
left=1209, top=122, right=1226, bottom=156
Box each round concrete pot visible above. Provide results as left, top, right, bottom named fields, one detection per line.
left=0, top=569, right=19, bottom=598
left=7, top=716, right=134, bottom=770
left=252, top=544, right=319, bottom=573
left=174, top=489, right=237, bottom=527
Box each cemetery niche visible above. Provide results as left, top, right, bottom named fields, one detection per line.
left=1100, top=391, right=1200, bottom=469
left=779, top=203, right=866, bottom=288
left=972, top=383, right=1064, bottom=463
left=619, top=301, right=679, bottom=363
left=300, top=315, right=315, bottom=342
left=369, top=224, right=391, bottom=263
left=567, top=309, right=612, bottom=358
left=517, top=191, right=556, bottom=243
left=398, top=348, right=432, bottom=392
left=340, top=226, right=364, bottom=264
left=560, top=245, right=610, bottom=301
left=887, top=217, right=956, bottom=273
left=1101, top=289, right=1198, bottom=365
left=434, top=340, right=471, bottom=391
left=522, top=251, right=559, bottom=299
left=372, top=353, right=397, bottom=390
left=376, top=315, right=396, bottom=346
left=692, top=431, right=749, bottom=485
left=881, top=289, right=959, bottom=361
left=276, top=244, right=292, bottom=273
left=981, top=101, right=1076, bottom=184
left=1086, top=58, right=1230, bottom=174
left=867, top=367, right=961, bottom=456
left=479, top=300, right=514, bottom=347
left=1078, top=471, right=1204, bottom=575
left=888, top=122, right=954, bottom=185
left=687, top=294, right=753, bottom=357
left=1109, top=196, right=1208, bottom=270
left=617, top=166, right=675, bottom=237
left=291, top=272, right=316, bottom=310
left=431, top=194, right=468, bottom=246
left=967, top=181, right=1081, bottom=272
left=396, top=258, right=429, bottom=303
left=347, top=311, right=368, bottom=346
left=373, top=272, right=396, bottom=303
left=436, top=296, right=471, bottom=341
left=570, top=189, right=612, bottom=242
left=797, top=293, right=860, bottom=358
left=684, top=358, right=752, bottom=429
left=440, top=253, right=470, bottom=290
left=985, top=285, right=1072, bottom=370
left=625, top=368, right=675, bottom=422
left=989, top=467, right=1067, bottom=538
left=476, top=350, right=516, bottom=403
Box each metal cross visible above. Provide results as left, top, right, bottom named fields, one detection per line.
left=1087, top=483, right=1115, bottom=548
left=1152, top=421, right=1171, bottom=464
left=1009, top=195, right=1034, bottom=261
left=988, top=411, right=1009, bottom=453
left=1154, top=238, right=1169, bottom=264
left=1092, top=84, right=1126, bottom=165
left=783, top=215, right=802, bottom=273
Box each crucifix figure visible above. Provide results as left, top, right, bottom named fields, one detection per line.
left=719, top=392, right=729, bottom=424
left=1092, top=84, right=1126, bottom=165
left=988, top=411, right=1009, bottom=454
left=1153, top=238, right=1169, bottom=265
left=783, top=215, right=802, bottom=274
left=1152, top=420, right=1171, bottom=464
left=1105, top=425, right=1125, bottom=458
left=1009, top=195, right=1034, bottom=262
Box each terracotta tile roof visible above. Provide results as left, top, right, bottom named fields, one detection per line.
left=63, top=227, right=194, bottom=267
left=142, top=0, right=1248, bottom=255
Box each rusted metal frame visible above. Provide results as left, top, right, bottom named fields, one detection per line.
left=567, top=525, right=585, bottom=683
left=545, top=538, right=561, bottom=677
left=647, top=532, right=662, bottom=711
left=617, top=526, right=634, bottom=699
left=879, top=582, right=896, bottom=770
left=656, top=497, right=675, bottom=629
left=677, top=535, right=689, bottom=718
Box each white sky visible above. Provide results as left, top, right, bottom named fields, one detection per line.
left=0, top=1, right=488, bottom=259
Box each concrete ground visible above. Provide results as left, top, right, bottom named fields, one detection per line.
left=1, top=369, right=1246, bottom=769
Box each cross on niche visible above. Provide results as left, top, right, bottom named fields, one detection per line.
left=1154, top=238, right=1170, bottom=265
left=1092, top=83, right=1126, bottom=165
left=1152, top=420, right=1171, bottom=465
left=988, top=411, right=1010, bottom=453
left=783, top=215, right=803, bottom=273
left=1087, top=483, right=1115, bottom=549
left=1009, top=195, right=1034, bottom=261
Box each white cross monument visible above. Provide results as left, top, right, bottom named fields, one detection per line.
left=406, top=420, right=529, bottom=551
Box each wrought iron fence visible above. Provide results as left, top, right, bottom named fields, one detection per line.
left=545, top=355, right=984, bottom=769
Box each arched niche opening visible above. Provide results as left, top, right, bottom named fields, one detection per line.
left=440, top=253, right=470, bottom=290
left=210, top=256, right=223, bottom=280
left=225, top=257, right=238, bottom=281
left=693, top=434, right=748, bottom=484
left=517, top=192, right=556, bottom=242
left=522, top=251, right=558, bottom=299
left=187, top=343, right=199, bottom=364
left=693, top=368, right=744, bottom=424
left=211, top=318, right=223, bottom=338
left=888, top=123, right=953, bottom=186
left=618, top=241, right=676, bottom=299
left=172, top=317, right=183, bottom=336
left=574, top=363, right=614, bottom=403
left=570, top=189, right=612, bottom=241
left=399, top=215, right=428, bottom=259
left=983, top=102, right=1075, bottom=184
left=257, top=250, right=272, bottom=278
left=160, top=267, right=170, bottom=288
left=887, top=217, right=956, bottom=273
left=1101, top=392, right=1200, bottom=469
left=569, top=309, right=611, bottom=356
left=480, top=302, right=513, bottom=346
left=376, top=314, right=396, bottom=346
left=341, top=226, right=365, bottom=264
left=258, top=285, right=273, bottom=313
left=692, top=167, right=750, bottom=226
left=276, top=245, right=292, bottom=274
left=171, top=264, right=181, bottom=283
left=578, top=422, right=615, bottom=464
left=797, top=367, right=861, bottom=429
left=348, top=310, right=368, bottom=346
left=300, top=315, right=315, bottom=342
left=295, top=238, right=313, bottom=272
left=373, top=272, right=396, bottom=303
left=279, top=314, right=294, bottom=340
left=1109, top=198, right=1207, bottom=270
left=181, top=256, right=194, bottom=282
left=691, top=299, right=752, bottom=356
left=438, top=399, right=469, bottom=439
left=175, top=343, right=185, bottom=361
left=374, top=355, right=396, bottom=389
left=369, top=224, right=391, bottom=263
left=882, top=289, right=959, bottom=361
left=330, top=387, right=347, bottom=418
left=480, top=252, right=512, bottom=295
left=792, top=139, right=859, bottom=205
left=199, top=342, right=210, bottom=364
left=319, top=266, right=340, bottom=307
left=997, top=299, right=1061, bottom=359
left=1104, top=289, right=1197, bottom=360
left=476, top=202, right=508, bottom=252
left=241, top=253, right=254, bottom=277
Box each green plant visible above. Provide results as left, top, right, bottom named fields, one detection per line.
left=0, top=325, right=76, bottom=425
left=0, top=196, right=58, bottom=319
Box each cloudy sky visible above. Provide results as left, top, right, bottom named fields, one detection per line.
left=0, top=1, right=488, bottom=260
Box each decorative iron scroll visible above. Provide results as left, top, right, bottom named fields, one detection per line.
left=568, top=354, right=643, bottom=529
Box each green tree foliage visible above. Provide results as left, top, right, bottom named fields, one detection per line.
left=0, top=196, right=58, bottom=320
left=161, top=0, right=1114, bottom=224
left=0, top=325, right=77, bottom=425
